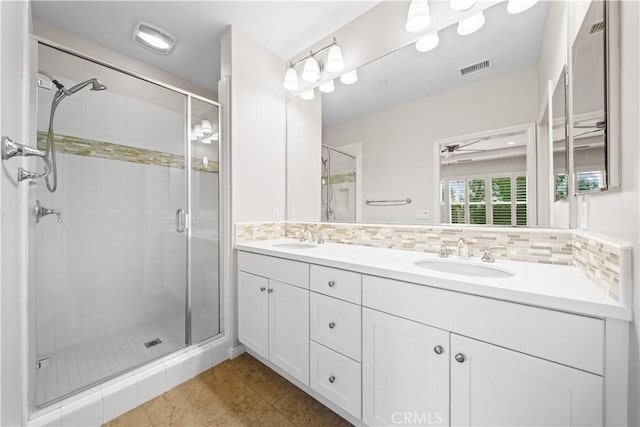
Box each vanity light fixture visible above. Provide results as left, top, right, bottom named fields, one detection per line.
left=193, top=123, right=204, bottom=138
left=406, top=0, right=431, bottom=33
left=283, top=66, right=299, bottom=91
left=300, top=89, right=315, bottom=100
left=450, top=0, right=476, bottom=11
left=133, top=22, right=175, bottom=54
left=416, top=32, right=440, bottom=52
left=201, top=132, right=219, bottom=144
left=507, top=141, right=516, bottom=145
left=319, top=80, right=335, bottom=93
left=457, top=12, right=485, bottom=35
left=283, top=38, right=344, bottom=90
left=201, top=120, right=213, bottom=136
left=326, top=44, right=345, bottom=73
left=507, top=0, right=539, bottom=14
left=340, top=69, right=358, bottom=85
left=302, top=56, right=321, bottom=82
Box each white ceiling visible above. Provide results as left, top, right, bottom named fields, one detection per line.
left=322, top=1, right=548, bottom=126
left=31, top=1, right=381, bottom=92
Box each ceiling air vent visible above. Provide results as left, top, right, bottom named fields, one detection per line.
left=589, top=21, right=605, bottom=34
left=460, top=59, right=491, bottom=77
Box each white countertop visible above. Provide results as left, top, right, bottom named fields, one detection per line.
left=236, top=238, right=631, bottom=321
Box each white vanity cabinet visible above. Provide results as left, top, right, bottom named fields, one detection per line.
left=362, top=308, right=449, bottom=427
left=237, top=252, right=310, bottom=385
left=450, top=334, right=603, bottom=426
left=236, top=249, right=617, bottom=427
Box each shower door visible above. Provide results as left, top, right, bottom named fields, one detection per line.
left=189, top=97, right=221, bottom=343
left=34, top=44, right=189, bottom=406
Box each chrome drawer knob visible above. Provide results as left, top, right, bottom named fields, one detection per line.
left=268, top=288, right=273, bottom=294
left=328, top=280, right=336, bottom=287
left=329, top=375, right=336, bottom=384
left=434, top=345, right=444, bottom=355
left=328, top=322, right=336, bottom=329
left=455, top=353, right=466, bottom=363
left=260, top=286, right=266, bottom=292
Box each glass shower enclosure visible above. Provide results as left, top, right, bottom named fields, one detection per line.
left=321, top=144, right=356, bottom=222
left=33, top=43, right=221, bottom=407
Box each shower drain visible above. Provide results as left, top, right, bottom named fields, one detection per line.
left=144, top=338, right=162, bottom=348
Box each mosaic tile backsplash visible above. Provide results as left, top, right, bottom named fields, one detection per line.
left=37, top=132, right=219, bottom=173
left=236, top=221, right=629, bottom=303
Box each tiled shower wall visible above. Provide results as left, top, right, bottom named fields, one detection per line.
left=235, top=221, right=629, bottom=304
left=35, top=67, right=190, bottom=355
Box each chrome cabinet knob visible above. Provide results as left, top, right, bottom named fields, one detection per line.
left=328, top=322, right=336, bottom=329
left=260, top=286, right=266, bottom=292
left=329, top=375, right=336, bottom=384
left=455, top=353, right=466, bottom=363
left=268, top=288, right=273, bottom=294
left=328, top=281, right=335, bottom=287
left=434, top=345, right=444, bottom=355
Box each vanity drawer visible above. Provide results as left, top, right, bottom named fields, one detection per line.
left=311, top=292, right=362, bottom=361
left=310, top=340, right=361, bottom=419
left=310, top=265, right=361, bottom=304
left=238, top=251, right=309, bottom=289
left=362, top=275, right=605, bottom=374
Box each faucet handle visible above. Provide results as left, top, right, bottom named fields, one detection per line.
left=481, top=246, right=504, bottom=263
left=317, top=234, right=326, bottom=244
left=437, top=241, right=449, bottom=258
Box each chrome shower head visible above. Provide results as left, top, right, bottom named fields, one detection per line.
left=68, top=78, right=107, bottom=94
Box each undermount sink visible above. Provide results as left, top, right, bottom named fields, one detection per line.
left=414, top=259, right=514, bottom=278
left=272, top=242, right=318, bottom=250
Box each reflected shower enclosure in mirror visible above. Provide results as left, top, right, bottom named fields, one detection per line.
left=571, top=0, right=608, bottom=194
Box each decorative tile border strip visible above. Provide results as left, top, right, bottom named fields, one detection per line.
left=235, top=222, right=285, bottom=243
left=235, top=221, right=630, bottom=303
left=36, top=132, right=219, bottom=173
left=327, top=172, right=355, bottom=185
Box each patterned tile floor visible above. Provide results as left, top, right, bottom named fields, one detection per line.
left=104, top=353, right=353, bottom=426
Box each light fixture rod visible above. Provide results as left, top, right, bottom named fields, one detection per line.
left=290, top=38, right=338, bottom=68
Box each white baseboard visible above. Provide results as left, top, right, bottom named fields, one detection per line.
left=230, top=344, right=246, bottom=359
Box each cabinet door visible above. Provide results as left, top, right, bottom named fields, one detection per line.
left=363, top=308, right=449, bottom=426
left=451, top=334, right=603, bottom=427
left=238, top=272, right=269, bottom=359
left=269, top=279, right=310, bottom=385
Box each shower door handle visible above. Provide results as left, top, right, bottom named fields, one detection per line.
left=175, top=209, right=186, bottom=233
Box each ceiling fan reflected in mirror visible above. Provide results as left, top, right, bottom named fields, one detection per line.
left=440, top=139, right=486, bottom=158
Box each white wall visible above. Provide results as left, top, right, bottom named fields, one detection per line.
left=32, top=20, right=216, bottom=101
left=286, top=95, right=321, bottom=221
left=0, top=1, right=29, bottom=424
left=224, top=27, right=287, bottom=223
left=323, top=65, right=538, bottom=224
left=582, top=2, right=640, bottom=424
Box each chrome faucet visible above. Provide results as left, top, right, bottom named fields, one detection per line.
left=456, top=238, right=470, bottom=259
left=300, top=227, right=315, bottom=243
left=35, top=200, right=62, bottom=224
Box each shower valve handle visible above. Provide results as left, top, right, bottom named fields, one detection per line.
left=35, top=201, right=62, bottom=224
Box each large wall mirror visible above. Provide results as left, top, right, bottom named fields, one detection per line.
left=285, top=0, right=619, bottom=228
